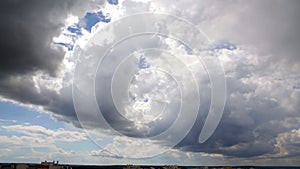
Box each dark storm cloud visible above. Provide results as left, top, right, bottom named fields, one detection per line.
left=0, top=75, right=53, bottom=105
left=44, top=86, right=78, bottom=123
left=0, top=0, right=105, bottom=123
left=0, top=0, right=105, bottom=77
left=0, top=73, right=79, bottom=126
left=177, top=108, right=278, bottom=158
left=175, top=48, right=300, bottom=158
left=0, top=0, right=70, bottom=77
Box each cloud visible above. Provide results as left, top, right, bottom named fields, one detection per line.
left=112, top=0, right=300, bottom=160
left=0, top=0, right=106, bottom=77
left=275, top=128, right=300, bottom=157
left=0, top=123, right=88, bottom=161
left=0, top=119, right=17, bottom=123
left=1, top=124, right=87, bottom=143
left=175, top=47, right=300, bottom=158
left=0, top=0, right=106, bottom=125
left=0, top=0, right=300, bottom=163
left=90, top=136, right=169, bottom=158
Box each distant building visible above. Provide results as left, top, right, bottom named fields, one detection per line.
left=123, top=165, right=142, bottom=169
left=48, top=166, right=63, bottom=169
left=163, top=166, right=181, bottom=169
left=35, top=161, right=63, bottom=169
left=188, top=167, right=208, bottom=169
left=16, top=164, right=29, bottom=169
left=223, top=167, right=233, bottom=169
left=0, top=164, right=13, bottom=169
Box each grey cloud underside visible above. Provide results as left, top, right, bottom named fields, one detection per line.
left=0, top=0, right=66, bottom=77
left=136, top=0, right=300, bottom=159
left=0, top=0, right=299, bottom=161
left=0, top=0, right=105, bottom=124
left=176, top=48, right=300, bottom=158
left=0, top=0, right=105, bottom=77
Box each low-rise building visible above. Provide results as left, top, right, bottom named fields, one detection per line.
left=163, top=165, right=181, bottom=169
left=35, top=161, right=63, bottom=169
left=123, top=165, right=142, bottom=169
left=16, top=164, right=28, bottom=169
left=223, top=167, right=233, bottom=169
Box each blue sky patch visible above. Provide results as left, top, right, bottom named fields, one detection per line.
left=138, top=55, right=150, bottom=69
left=67, top=23, right=83, bottom=36
left=56, top=42, right=74, bottom=51
left=0, top=101, right=65, bottom=129
left=214, top=42, right=237, bottom=51
left=108, top=0, right=118, bottom=5
left=54, top=10, right=112, bottom=51
left=84, top=11, right=111, bottom=32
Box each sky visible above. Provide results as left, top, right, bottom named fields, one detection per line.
left=0, top=0, right=300, bottom=166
